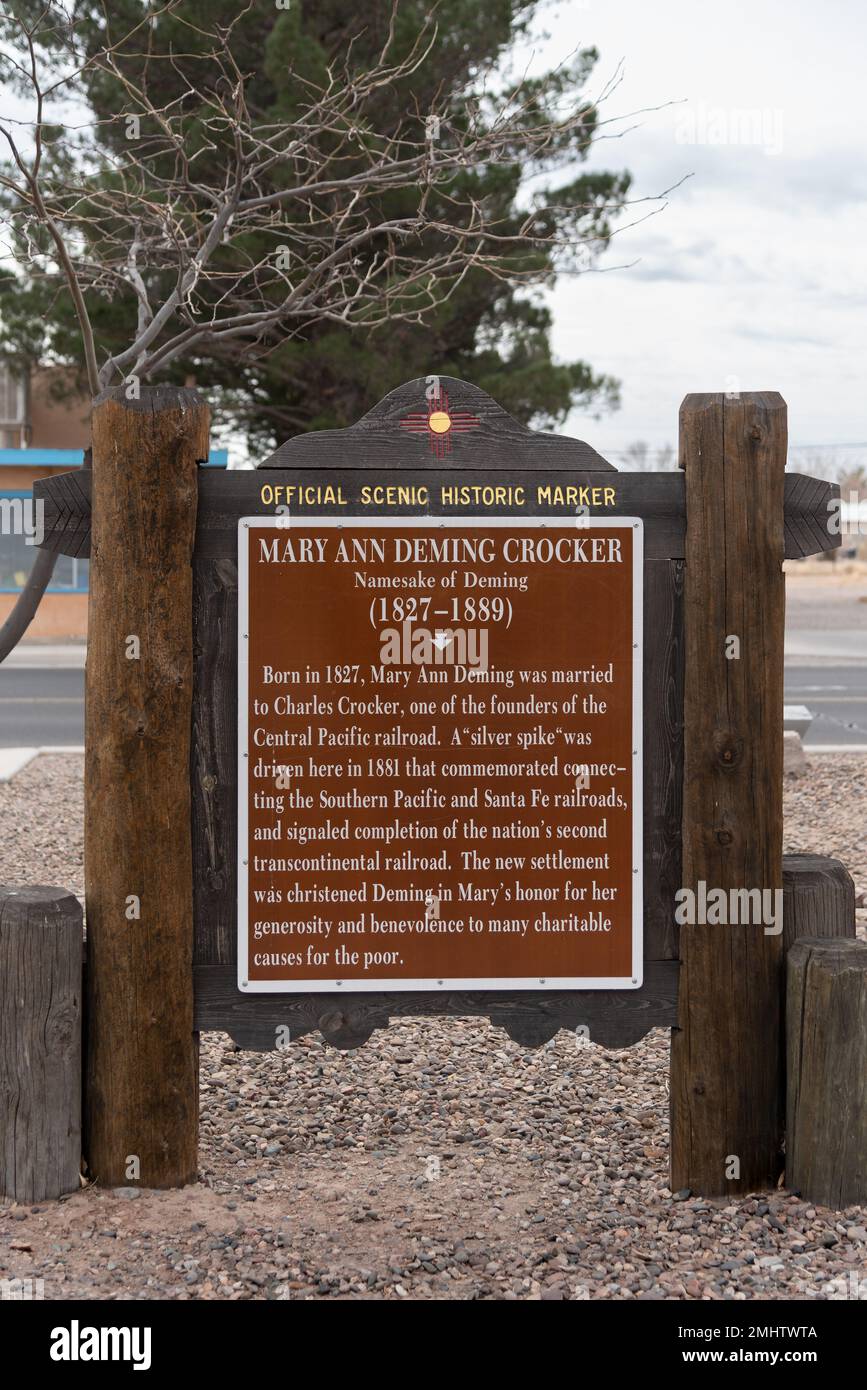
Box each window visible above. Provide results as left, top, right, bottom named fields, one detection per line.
left=0, top=367, right=26, bottom=439
left=0, top=492, right=88, bottom=592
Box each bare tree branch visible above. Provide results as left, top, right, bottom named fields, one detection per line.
left=0, top=1, right=665, bottom=395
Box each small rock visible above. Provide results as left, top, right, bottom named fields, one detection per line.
left=784, top=731, right=808, bottom=778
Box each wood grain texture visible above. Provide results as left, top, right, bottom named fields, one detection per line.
left=194, top=959, right=678, bottom=1051
left=197, top=469, right=687, bottom=558
left=33, top=466, right=92, bottom=558
left=192, top=557, right=238, bottom=966
left=0, top=886, right=82, bottom=1202
left=670, top=391, right=788, bottom=1196
left=782, top=856, right=855, bottom=956
left=85, top=385, right=205, bottom=1189
left=780, top=856, right=856, bottom=1149
left=643, top=560, right=684, bottom=960
left=787, top=938, right=867, bottom=1208
left=259, top=377, right=616, bottom=472
left=34, top=468, right=839, bottom=563
left=782, top=473, right=841, bottom=565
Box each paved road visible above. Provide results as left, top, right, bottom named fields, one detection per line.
left=2, top=659, right=867, bottom=748
left=785, top=664, right=867, bottom=748
left=0, top=667, right=84, bottom=746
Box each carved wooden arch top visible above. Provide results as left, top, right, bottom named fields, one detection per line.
left=258, top=375, right=616, bottom=472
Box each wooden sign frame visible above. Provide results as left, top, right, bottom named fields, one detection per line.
left=34, top=377, right=839, bottom=1056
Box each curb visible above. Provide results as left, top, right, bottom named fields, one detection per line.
left=0, top=745, right=85, bottom=782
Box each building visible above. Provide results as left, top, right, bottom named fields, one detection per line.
left=0, top=366, right=226, bottom=639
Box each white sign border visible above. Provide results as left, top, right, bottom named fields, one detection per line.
left=238, top=515, right=644, bottom=993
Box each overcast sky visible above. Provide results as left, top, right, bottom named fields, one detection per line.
left=517, top=0, right=866, bottom=465
left=3, top=2, right=863, bottom=468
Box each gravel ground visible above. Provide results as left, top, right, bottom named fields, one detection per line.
left=1, top=752, right=865, bottom=1302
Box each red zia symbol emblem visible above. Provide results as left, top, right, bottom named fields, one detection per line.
left=399, top=387, right=480, bottom=458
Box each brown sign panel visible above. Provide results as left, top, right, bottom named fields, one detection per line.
left=238, top=517, right=642, bottom=992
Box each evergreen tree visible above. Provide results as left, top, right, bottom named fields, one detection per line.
left=0, top=1, right=629, bottom=448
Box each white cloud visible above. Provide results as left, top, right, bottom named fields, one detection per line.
left=518, top=0, right=867, bottom=457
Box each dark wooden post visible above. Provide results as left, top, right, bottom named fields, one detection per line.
left=780, top=855, right=855, bottom=1147
left=787, top=938, right=867, bottom=1208
left=0, top=887, right=82, bottom=1202
left=671, top=391, right=787, bottom=1195
left=85, top=385, right=207, bottom=1188
left=782, top=855, right=855, bottom=955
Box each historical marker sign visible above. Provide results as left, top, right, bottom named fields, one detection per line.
left=30, top=375, right=845, bottom=1195
left=238, top=515, right=643, bottom=992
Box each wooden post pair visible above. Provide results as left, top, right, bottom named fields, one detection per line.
left=81, top=385, right=854, bottom=1199
left=76, top=386, right=865, bottom=1196
left=671, top=394, right=863, bottom=1201
left=5, top=384, right=861, bottom=1203
left=2, top=385, right=205, bottom=1199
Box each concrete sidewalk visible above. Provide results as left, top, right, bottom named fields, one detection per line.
left=0, top=745, right=83, bottom=781
left=3, top=642, right=86, bottom=669
left=785, top=630, right=867, bottom=666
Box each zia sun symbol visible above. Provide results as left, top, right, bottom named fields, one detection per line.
left=399, top=388, right=481, bottom=458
